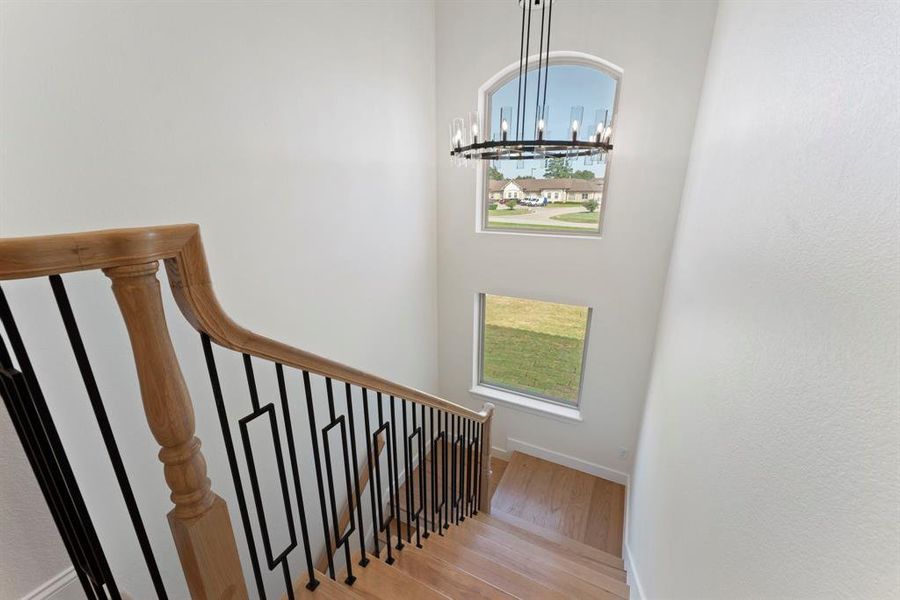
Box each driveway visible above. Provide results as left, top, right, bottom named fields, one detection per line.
left=490, top=205, right=597, bottom=229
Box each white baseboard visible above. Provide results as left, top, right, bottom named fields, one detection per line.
left=624, top=542, right=647, bottom=600
left=21, top=567, right=78, bottom=600
left=490, top=445, right=512, bottom=460
left=504, top=438, right=629, bottom=485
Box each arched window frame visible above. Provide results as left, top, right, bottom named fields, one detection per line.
left=475, top=51, right=623, bottom=237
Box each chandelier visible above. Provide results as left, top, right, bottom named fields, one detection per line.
left=449, top=0, right=613, bottom=164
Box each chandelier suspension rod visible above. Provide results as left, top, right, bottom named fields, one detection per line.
left=515, top=0, right=527, bottom=142
left=519, top=1, right=533, bottom=141
left=541, top=0, right=553, bottom=122
left=534, top=0, right=547, bottom=137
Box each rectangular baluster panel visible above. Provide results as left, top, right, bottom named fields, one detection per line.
left=388, top=395, right=404, bottom=551
left=406, top=426, right=424, bottom=548
left=276, top=364, right=319, bottom=590
left=343, top=383, right=369, bottom=567
left=420, top=403, right=429, bottom=539
left=371, top=419, right=396, bottom=564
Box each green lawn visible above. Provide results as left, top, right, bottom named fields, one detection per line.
left=488, top=208, right=531, bottom=216
left=482, top=296, right=588, bottom=403
left=550, top=211, right=601, bottom=224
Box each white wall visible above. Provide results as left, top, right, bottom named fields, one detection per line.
left=434, top=1, right=717, bottom=477
left=627, top=1, right=900, bottom=598
left=0, top=1, right=437, bottom=597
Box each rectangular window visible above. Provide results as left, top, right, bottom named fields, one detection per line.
left=479, top=293, right=590, bottom=407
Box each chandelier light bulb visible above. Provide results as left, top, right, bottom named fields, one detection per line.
left=501, top=119, right=509, bottom=132
left=572, top=119, right=579, bottom=132
left=538, top=118, right=545, bottom=131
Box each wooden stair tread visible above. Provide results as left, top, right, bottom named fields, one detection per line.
left=478, top=510, right=626, bottom=570
left=415, top=529, right=570, bottom=600
left=378, top=535, right=518, bottom=600
left=444, top=524, right=627, bottom=599
left=455, top=517, right=629, bottom=596
left=341, top=549, right=450, bottom=600
left=284, top=570, right=365, bottom=600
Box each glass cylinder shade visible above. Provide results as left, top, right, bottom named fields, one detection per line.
left=499, top=106, right=513, bottom=142
left=536, top=104, right=549, bottom=141
left=468, top=111, right=481, bottom=146
left=569, top=106, right=584, bottom=141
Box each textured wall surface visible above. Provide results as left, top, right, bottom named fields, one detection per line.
left=627, top=1, right=900, bottom=598
left=0, top=1, right=437, bottom=596
left=434, top=0, right=717, bottom=477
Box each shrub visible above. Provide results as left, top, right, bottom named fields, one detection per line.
left=506, top=198, right=518, bottom=209
left=582, top=199, right=599, bottom=213
left=489, top=202, right=498, bottom=211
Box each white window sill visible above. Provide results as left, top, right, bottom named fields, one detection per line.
left=469, top=385, right=583, bottom=424
left=476, top=227, right=603, bottom=241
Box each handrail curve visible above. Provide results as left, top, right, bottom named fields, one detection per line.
left=0, top=224, right=487, bottom=422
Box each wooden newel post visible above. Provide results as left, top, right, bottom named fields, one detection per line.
left=479, top=402, right=495, bottom=514
left=104, top=262, right=248, bottom=599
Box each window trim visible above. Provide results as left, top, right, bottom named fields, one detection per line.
left=473, top=293, right=593, bottom=416
left=475, top=51, right=623, bottom=238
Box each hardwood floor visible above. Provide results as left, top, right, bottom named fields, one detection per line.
left=490, top=451, right=625, bottom=557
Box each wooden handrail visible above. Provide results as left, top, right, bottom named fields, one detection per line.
left=0, top=224, right=496, bottom=597
left=0, top=224, right=488, bottom=423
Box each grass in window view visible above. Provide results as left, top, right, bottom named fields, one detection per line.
left=481, top=294, right=589, bottom=405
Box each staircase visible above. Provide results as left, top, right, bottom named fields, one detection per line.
left=0, top=224, right=628, bottom=599
left=291, top=452, right=630, bottom=600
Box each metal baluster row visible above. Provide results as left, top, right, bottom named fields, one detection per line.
left=0, top=278, right=171, bottom=599
left=201, top=338, right=485, bottom=599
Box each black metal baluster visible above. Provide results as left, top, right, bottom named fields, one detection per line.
left=275, top=363, right=319, bottom=591
left=49, top=275, right=168, bottom=598
left=443, top=411, right=449, bottom=530
left=473, top=422, right=482, bottom=515
left=429, top=406, right=436, bottom=535
left=463, top=419, right=470, bottom=518
left=361, top=389, right=380, bottom=557
left=302, top=371, right=336, bottom=579
left=322, top=377, right=355, bottom=584
left=201, top=336, right=266, bottom=598
left=401, top=398, right=413, bottom=545
left=389, top=396, right=404, bottom=551
left=468, top=419, right=474, bottom=517
left=420, top=403, right=429, bottom=539
left=324, top=379, right=355, bottom=584
left=0, top=338, right=101, bottom=599
left=344, top=383, right=369, bottom=567
left=0, top=287, right=119, bottom=599
left=241, top=356, right=298, bottom=600
left=374, top=393, right=395, bottom=563
left=450, top=414, right=457, bottom=525
left=409, top=404, right=422, bottom=549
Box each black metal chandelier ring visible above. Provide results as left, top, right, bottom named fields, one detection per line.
left=450, top=138, right=613, bottom=161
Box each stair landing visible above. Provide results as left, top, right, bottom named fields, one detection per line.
left=491, top=451, right=626, bottom=557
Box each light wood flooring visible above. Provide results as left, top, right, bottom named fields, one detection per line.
left=490, top=451, right=625, bottom=557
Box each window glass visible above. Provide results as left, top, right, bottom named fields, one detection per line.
left=484, top=63, right=617, bottom=234
left=480, top=293, right=590, bottom=406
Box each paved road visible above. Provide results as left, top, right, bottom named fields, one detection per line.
left=490, top=205, right=597, bottom=229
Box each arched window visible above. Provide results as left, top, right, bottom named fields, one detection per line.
left=480, top=52, right=621, bottom=235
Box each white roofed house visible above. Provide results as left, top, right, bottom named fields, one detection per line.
left=490, top=178, right=604, bottom=203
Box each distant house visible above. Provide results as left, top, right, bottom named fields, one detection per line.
left=489, top=178, right=603, bottom=203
